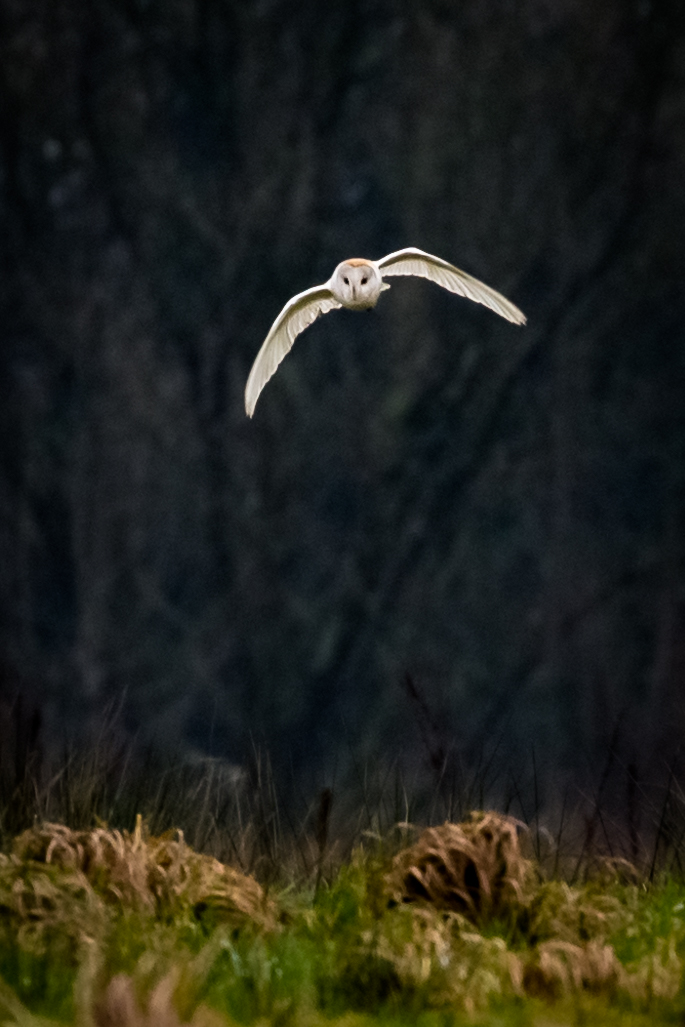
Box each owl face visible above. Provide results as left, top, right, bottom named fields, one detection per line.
left=330, top=259, right=383, bottom=309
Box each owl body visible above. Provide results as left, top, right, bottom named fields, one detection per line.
left=245, top=247, right=526, bottom=417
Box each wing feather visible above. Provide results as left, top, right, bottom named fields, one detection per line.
left=245, top=285, right=342, bottom=417
left=377, top=247, right=526, bottom=325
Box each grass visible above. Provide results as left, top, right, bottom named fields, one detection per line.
left=1, top=815, right=685, bottom=1026
left=3, top=695, right=685, bottom=1024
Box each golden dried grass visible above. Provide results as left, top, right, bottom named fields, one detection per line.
left=0, top=849, right=105, bottom=954
left=622, top=935, right=683, bottom=1003
left=2, top=812, right=683, bottom=1020
left=9, top=815, right=277, bottom=932
left=386, top=811, right=536, bottom=923
left=526, top=878, right=626, bottom=945
left=522, top=935, right=683, bottom=1003
left=522, top=938, right=621, bottom=999
left=93, top=969, right=227, bottom=1027
left=367, top=904, right=524, bottom=1014
left=381, top=812, right=685, bottom=1008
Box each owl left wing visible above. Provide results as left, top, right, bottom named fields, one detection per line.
left=377, top=247, right=526, bottom=325
left=245, top=284, right=342, bottom=417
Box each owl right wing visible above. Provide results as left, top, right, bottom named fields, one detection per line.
left=245, top=285, right=342, bottom=417
left=377, top=248, right=526, bottom=325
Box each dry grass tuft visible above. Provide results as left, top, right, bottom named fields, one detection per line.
left=522, top=939, right=621, bottom=999
left=368, top=904, right=524, bottom=1014
left=2, top=809, right=684, bottom=1021
left=93, top=969, right=227, bottom=1027
left=526, top=878, right=626, bottom=945
left=586, top=855, right=642, bottom=886
left=623, top=936, right=683, bottom=1003
left=381, top=811, right=685, bottom=1008
left=0, top=849, right=105, bottom=954
left=386, top=811, right=536, bottom=923
left=9, top=815, right=277, bottom=932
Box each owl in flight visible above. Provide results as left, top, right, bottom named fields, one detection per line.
left=244, top=247, right=526, bottom=417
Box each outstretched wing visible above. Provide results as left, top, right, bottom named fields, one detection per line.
left=377, top=247, right=526, bottom=325
left=245, top=285, right=342, bottom=417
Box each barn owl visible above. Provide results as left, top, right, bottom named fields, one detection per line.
left=244, top=247, right=526, bottom=417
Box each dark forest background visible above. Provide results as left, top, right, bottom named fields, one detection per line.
left=1, top=0, right=684, bottom=812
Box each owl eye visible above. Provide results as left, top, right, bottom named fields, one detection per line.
left=343, top=277, right=349, bottom=285
left=361, top=277, right=368, bottom=284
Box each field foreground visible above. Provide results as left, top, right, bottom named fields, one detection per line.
left=1, top=812, right=684, bottom=1026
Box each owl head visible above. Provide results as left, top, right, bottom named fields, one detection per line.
left=330, top=258, right=386, bottom=309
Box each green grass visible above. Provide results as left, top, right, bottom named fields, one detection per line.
left=2, top=823, right=685, bottom=1026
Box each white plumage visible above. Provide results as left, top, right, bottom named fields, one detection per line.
left=245, top=247, right=526, bottom=417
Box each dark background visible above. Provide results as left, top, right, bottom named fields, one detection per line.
left=1, top=0, right=684, bottom=808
